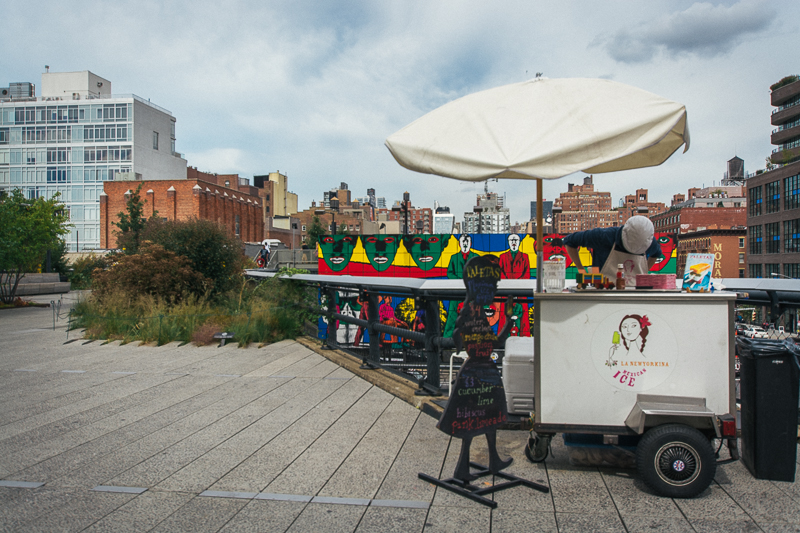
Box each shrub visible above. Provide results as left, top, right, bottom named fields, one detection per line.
left=91, top=243, right=211, bottom=303
left=69, top=253, right=113, bottom=289
left=139, top=218, right=244, bottom=297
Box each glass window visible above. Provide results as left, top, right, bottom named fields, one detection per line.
left=765, top=222, right=780, bottom=253
left=785, top=264, right=800, bottom=279
left=749, top=264, right=762, bottom=278
left=785, top=174, right=800, bottom=211
left=765, top=263, right=780, bottom=278
left=765, top=180, right=780, bottom=213
left=153, top=131, right=159, bottom=150
left=749, top=225, right=762, bottom=255
left=785, top=219, right=800, bottom=253
left=739, top=237, right=745, bottom=248
left=748, top=186, right=762, bottom=217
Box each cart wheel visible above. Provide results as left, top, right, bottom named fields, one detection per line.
left=524, top=435, right=549, bottom=463
left=636, top=424, right=716, bottom=498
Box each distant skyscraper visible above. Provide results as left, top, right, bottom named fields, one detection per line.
left=530, top=200, right=553, bottom=221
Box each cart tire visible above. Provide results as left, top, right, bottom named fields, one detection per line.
left=525, top=435, right=549, bottom=463
left=636, top=424, right=716, bottom=498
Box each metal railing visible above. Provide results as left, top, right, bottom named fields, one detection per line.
left=265, top=274, right=539, bottom=397
left=264, top=249, right=319, bottom=270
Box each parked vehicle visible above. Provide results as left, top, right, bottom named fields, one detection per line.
left=734, top=324, right=747, bottom=336
left=744, top=326, right=768, bottom=339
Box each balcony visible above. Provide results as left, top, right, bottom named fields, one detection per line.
left=770, top=76, right=800, bottom=107
left=770, top=102, right=800, bottom=126
left=771, top=122, right=800, bottom=145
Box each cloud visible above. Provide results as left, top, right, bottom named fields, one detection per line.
left=596, top=0, right=776, bottom=63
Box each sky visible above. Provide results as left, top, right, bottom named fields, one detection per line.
left=3, top=0, right=797, bottom=225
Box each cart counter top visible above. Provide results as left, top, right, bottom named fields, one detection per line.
left=536, top=290, right=736, bottom=302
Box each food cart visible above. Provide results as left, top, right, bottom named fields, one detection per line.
left=526, top=290, right=739, bottom=498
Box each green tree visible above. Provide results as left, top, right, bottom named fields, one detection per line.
left=0, top=189, right=70, bottom=303
left=138, top=218, right=244, bottom=297
left=115, top=183, right=156, bottom=254
left=303, top=216, right=328, bottom=248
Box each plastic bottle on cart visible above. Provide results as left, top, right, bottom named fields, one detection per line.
left=616, top=264, right=625, bottom=290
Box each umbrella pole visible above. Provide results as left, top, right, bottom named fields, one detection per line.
left=536, top=179, right=543, bottom=294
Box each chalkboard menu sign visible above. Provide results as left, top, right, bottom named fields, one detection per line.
left=436, top=255, right=514, bottom=480
left=419, top=255, right=549, bottom=505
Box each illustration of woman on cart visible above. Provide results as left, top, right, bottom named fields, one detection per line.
left=607, top=314, right=650, bottom=366
left=437, top=255, right=515, bottom=482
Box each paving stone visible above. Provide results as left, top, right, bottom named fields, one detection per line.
left=13, top=489, right=134, bottom=532
left=423, top=504, right=491, bottom=532
left=689, top=517, right=762, bottom=532
left=217, top=499, right=307, bottom=533
left=373, top=409, right=449, bottom=503
left=318, top=397, right=419, bottom=499
left=287, top=502, right=366, bottom=533
left=621, top=515, right=695, bottom=533
left=354, top=506, right=429, bottom=533
left=148, top=495, right=248, bottom=533
left=211, top=378, right=372, bottom=493
left=489, top=509, right=558, bottom=533
left=264, top=384, right=392, bottom=496
left=673, top=484, right=748, bottom=520
left=553, top=512, right=628, bottom=532
left=155, top=377, right=345, bottom=492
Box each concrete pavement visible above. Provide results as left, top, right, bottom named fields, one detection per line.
left=0, top=292, right=799, bottom=532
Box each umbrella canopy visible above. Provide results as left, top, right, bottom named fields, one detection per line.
left=385, top=77, right=689, bottom=182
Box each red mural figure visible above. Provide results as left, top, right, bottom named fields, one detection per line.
left=650, top=234, right=677, bottom=272
left=535, top=234, right=573, bottom=267
left=498, top=234, right=531, bottom=336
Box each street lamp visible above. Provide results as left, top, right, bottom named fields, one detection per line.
left=771, top=273, right=797, bottom=279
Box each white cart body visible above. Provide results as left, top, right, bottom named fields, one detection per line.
left=533, top=291, right=737, bottom=435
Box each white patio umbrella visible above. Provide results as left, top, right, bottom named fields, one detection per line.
left=385, top=77, right=690, bottom=292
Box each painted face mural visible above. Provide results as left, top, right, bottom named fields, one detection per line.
left=320, top=235, right=356, bottom=272
left=402, top=234, right=446, bottom=270
left=507, top=234, right=521, bottom=252
left=362, top=235, right=399, bottom=271
left=651, top=234, right=676, bottom=272
left=459, top=234, right=472, bottom=254
left=539, top=234, right=573, bottom=267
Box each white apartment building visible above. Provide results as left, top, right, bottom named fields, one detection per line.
left=463, top=191, right=510, bottom=233
left=0, top=70, right=187, bottom=251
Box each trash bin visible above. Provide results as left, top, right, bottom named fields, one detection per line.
left=736, top=337, right=800, bottom=482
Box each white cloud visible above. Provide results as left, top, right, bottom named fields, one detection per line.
left=597, top=0, right=776, bottom=63
left=1, top=0, right=796, bottom=225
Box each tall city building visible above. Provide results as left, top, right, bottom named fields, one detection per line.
left=433, top=202, right=455, bottom=233
left=530, top=200, right=553, bottom=222
left=746, top=76, right=800, bottom=278
left=463, top=188, right=510, bottom=234
left=0, top=70, right=187, bottom=251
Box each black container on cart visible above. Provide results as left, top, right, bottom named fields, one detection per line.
left=736, top=337, right=800, bottom=482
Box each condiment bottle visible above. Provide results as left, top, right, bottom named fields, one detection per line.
left=615, top=264, right=625, bottom=290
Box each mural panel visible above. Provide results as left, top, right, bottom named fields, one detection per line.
left=318, top=233, right=678, bottom=342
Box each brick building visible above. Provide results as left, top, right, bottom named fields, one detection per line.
left=553, top=176, right=620, bottom=233
left=100, top=173, right=263, bottom=249
left=677, top=229, right=747, bottom=279
left=619, top=189, right=667, bottom=222
left=376, top=200, right=432, bottom=234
